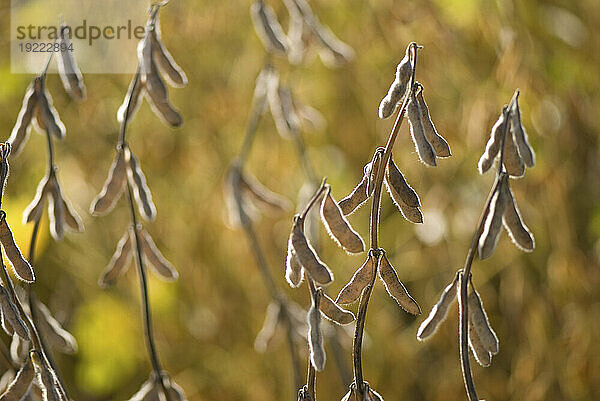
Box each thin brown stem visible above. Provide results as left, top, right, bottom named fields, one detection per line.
left=306, top=279, right=318, bottom=400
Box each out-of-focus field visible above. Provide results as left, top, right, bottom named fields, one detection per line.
left=1, top=0, right=599, bottom=400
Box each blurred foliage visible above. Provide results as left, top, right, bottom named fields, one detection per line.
left=0, top=0, right=599, bottom=400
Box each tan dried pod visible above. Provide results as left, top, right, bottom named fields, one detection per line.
left=0, top=286, right=29, bottom=340
left=320, top=185, right=364, bottom=253
left=57, top=25, right=86, bottom=101
left=10, top=333, right=29, bottom=365
left=137, top=30, right=153, bottom=78
left=467, top=283, right=499, bottom=355
left=510, top=93, right=535, bottom=167
left=313, top=24, right=355, bottom=68
left=503, top=186, right=534, bottom=252
left=0, top=308, right=14, bottom=337
left=290, top=216, right=333, bottom=285
left=98, top=228, right=133, bottom=288
left=379, top=45, right=411, bottom=119
left=307, top=292, right=325, bottom=371
left=478, top=177, right=510, bottom=259
left=502, top=125, right=525, bottom=177
left=283, top=0, right=304, bottom=64
left=285, top=243, right=304, bottom=288
left=0, top=216, right=35, bottom=282
left=46, top=177, right=66, bottom=241
left=319, top=292, right=355, bottom=325
left=386, top=157, right=420, bottom=207
left=417, top=271, right=460, bottom=341
left=241, top=170, right=292, bottom=213
left=254, top=302, right=280, bottom=352
left=250, top=0, right=290, bottom=55
left=0, top=353, right=34, bottom=401
left=126, top=149, right=157, bottom=221
left=338, top=174, right=369, bottom=216
left=61, top=197, right=83, bottom=232
left=117, top=75, right=145, bottom=123
left=267, top=73, right=299, bottom=139
left=34, top=78, right=66, bottom=139
left=407, top=92, right=437, bottom=166
left=378, top=253, right=420, bottom=315
left=144, top=58, right=183, bottom=127
left=478, top=109, right=506, bottom=174
left=35, top=301, right=78, bottom=354
left=0, top=368, right=14, bottom=395
left=90, top=148, right=127, bottom=215
left=383, top=176, right=423, bottom=224
left=336, top=255, right=376, bottom=305
left=468, top=317, right=492, bottom=367
left=138, top=228, right=179, bottom=281
left=22, top=176, right=49, bottom=224
left=415, top=85, right=451, bottom=157
left=8, top=82, right=37, bottom=157
left=150, top=18, right=187, bottom=88
left=31, top=353, right=61, bottom=401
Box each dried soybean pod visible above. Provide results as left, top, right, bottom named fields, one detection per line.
left=99, top=229, right=133, bottom=288
left=415, top=85, right=451, bottom=157
left=22, top=176, right=49, bottom=224
left=407, top=91, right=437, bottom=166
left=62, top=197, right=83, bottom=232
left=320, top=185, right=364, bottom=253
left=467, top=281, right=499, bottom=355
left=502, top=126, right=525, bottom=177
left=126, top=150, right=157, bottom=221
left=90, top=148, right=127, bottom=216
left=417, top=271, right=460, bottom=341
left=478, top=176, right=510, bottom=259
left=267, top=74, right=300, bottom=139
left=150, top=18, right=187, bottom=87
left=285, top=242, right=304, bottom=288
left=0, top=216, right=34, bottom=282
left=8, top=82, right=37, bottom=157
left=386, top=157, right=420, bottom=207
left=336, top=255, right=376, bottom=305
left=10, top=333, right=29, bottom=365
left=510, top=92, right=535, bottom=167
left=35, top=301, right=78, bottom=354
left=254, top=302, right=281, bottom=352
left=468, top=317, right=492, bottom=367
left=313, top=24, right=355, bottom=68
left=57, top=25, right=85, bottom=101
left=0, top=308, right=14, bottom=337
left=0, top=286, right=29, bottom=340
left=383, top=176, right=423, bottom=224
left=338, top=174, right=369, bottom=215
left=47, top=178, right=66, bottom=241
left=117, top=75, right=145, bottom=123
left=319, top=292, right=355, bottom=325
left=307, top=291, right=325, bottom=371
left=378, top=253, right=420, bottom=315
left=144, top=58, right=183, bottom=127
left=0, top=353, right=34, bottom=401
left=290, top=216, right=333, bottom=285
left=139, top=228, right=179, bottom=281
left=379, top=45, right=411, bottom=119
left=35, top=79, right=66, bottom=140
left=241, top=171, right=292, bottom=213
left=250, top=0, right=289, bottom=55
left=33, top=355, right=61, bottom=401
left=137, top=31, right=153, bottom=78
left=478, top=109, right=506, bottom=174
left=503, top=186, right=534, bottom=252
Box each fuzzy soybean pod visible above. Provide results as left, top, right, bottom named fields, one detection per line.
left=415, top=85, right=451, bottom=157
left=46, top=178, right=66, bottom=241
left=99, top=228, right=133, bottom=288
left=407, top=91, right=437, bottom=166
left=0, top=286, right=29, bottom=340
left=478, top=176, right=509, bottom=259
left=338, top=174, right=369, bottom=216
left=320, top=185, right=364, bottom=253
left=307, top=291, right=326, bottom=371
left=468, top=316, right=492, bottom=367
left=502, top=125, right=525, bottom=177
left=126, top=149, right=157, bottom=222
left=91, top=148, right=127, bottom=216
left=468, top=282, right=499, bottom=355
left=117, top=75, right=145, bottom=124
left=31, top=352, right=62, bottom=401
left=22, top=176, right=49, bottom=224
left=8, top=82, right=37, bottom=157
left=378, top=45, right=411, bottom=119
left=319, top=292, right=355, bottom=325
left=417, top=271, right=460, bottom=341
left=383, top=174, right=423, bottom=224
left=503, top=186, right=535, bottom=252
left=378, top=253, right=420, bottom=315
left=35, top=301, right=78, bottom=354
left=478, top=109, right=506, bottom=174
left=34, top=78, right=66, bottom=140
left=290, top=216, right=333, bottom=285
left=285, top=243, right=304, bottom=288
left=250, top=0, right=289, bottom=55
left=57, top=25, right=86, bottom=101
left=144, top=57, right=183, bottom=127
left=0, top=353, right=34, bottom=401
left=139, top=228, right=179, bottom=281
left=150, top=17, right=187, bottom=88
left=241, top=170, right=292, bottom=213
left=386, top=157, right=420, bottom=207
left=336, top=254, right=377, bottom=305
left=254, top=302, right=280, bottom=352
left=0, top=214, right=34, bottom=282
left=510, top=93, right=535, bottom=167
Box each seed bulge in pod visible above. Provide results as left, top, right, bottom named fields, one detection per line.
left=290, top=216, right=333, bottom=285
left=378, top=44, right=411, bottom=119
left=0, top=286, right=29, bottom=341
left=35, top=301, right=78, bottom=354
left=319, top=292, right=355, bottom=325
left=150, top=16, right=187, bottom=88
left=285, top=242, right=304, bottom=288
left=338, top=174, right=369, bottom=216
left=502, top=186, right=534, bottom=252
left=386, top=156, right=420, bottom=207
left=467, top=282, right=499, bottom=355
left=478, top=177, right=510, bottom=259
left=407, top=91, right=437, bottom=166
left=417, top=271, right=460, bottom=341
left=307, top=292, right=325, bottom=371
left=99, top=229, right=134, bottom=288
left=91, top=148, right=127, bottom=216
left=320, top=185, right=364, bottom=253
left=415, top=85, right=451, bottom=157
left=478, top=109, right=506, bottom=174
left=502, top=126, right=525, bottom=177
left=468, top=316, right=492, bottom=367
left=336, top=255, right=376, bottom=305
left=139, top=228, right=179, bottom=281
left=0, top=352, right=34, bottom=401
left=0, top=216, right=34, bottom=282
left=378, top=253, right=420, bottom=314
left=383, top=176, right=423, bottom=224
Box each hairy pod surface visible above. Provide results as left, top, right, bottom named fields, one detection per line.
left=502, top=127, right=525, bottom=177
left=150, top=17, right=188, bottom=88
left=407, top=92, right=437, bottom=166
left=468, top=317, right=492, bottom=367
left=338, top=174, right=369, bottom=215
left=126, top=149, right=157, bottom=221
left=290, top=216, right=333, bottom=285
left=139, top=228, right=179, bottom=281
left=320, top=185, right=364, bottom=253
left=378, top=253, right=420, bottom=314
left=285, top=243, right=304, bottom=288
left=90, top=148, right=127, bottom=215
left=23, top=176, right=49, bottom=224
left=0, top=353, right=34, bottom=401
left=99, top=229, right=133, bottom=288
left=57, top=25, right=86, bottom=101
left=143, top=58, right=183, bottom=127
left=35, top=301, right=78, bottom=354
left=478, top=110, right=506, bottom=174
left=319, top=292, right=355, bottom=324
left=335, top=255, right=376, bottom=305
left=386, top=157, right=420, bottom=207
left=8, top=82, right=37, bottom=157
left=417, top=271, right=460, bottom=341
left=241, top=170, right=292, bottom=213
left=34, top=78, right=66, bottom=139
left=383, top=176, right=423, bottom=224
left=378, top=46, right=411, bottom=119
left=510, top=93, right=535, bottom=167
left=0, top=287, right=28, bottom=340
left=307, top=294, right=325, bottom=371
left=478, top=177, right=509, bottom=259
left=468, top=285, right=499, bottom=355
left=0, top=218, right=34, bottom=282
left=503, top=186, right=535, bottom=251
left=415, top=86, right=451, bottom=157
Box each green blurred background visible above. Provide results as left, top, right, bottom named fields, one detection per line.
left=1, top=0, right=599, bottom=400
